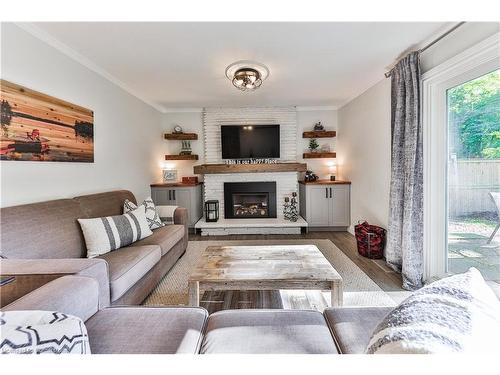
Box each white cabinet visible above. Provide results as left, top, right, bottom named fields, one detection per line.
left=299, top=182, right=351, bottom=228
left=151, top=183, right=203, bottom=228
left=306, top=185, right=331, bottom=226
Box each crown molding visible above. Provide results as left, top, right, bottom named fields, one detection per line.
left=14, top=22, right=167, bottom=113
left=162, top=107, right=204, bottom=113
left=162, top=106, right=340, bottom=113
left=295, top=105, right=339, bottom=111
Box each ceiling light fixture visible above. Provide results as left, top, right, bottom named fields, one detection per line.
left=225, top=60, right=269, bottom=92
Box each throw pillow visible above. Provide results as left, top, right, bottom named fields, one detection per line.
left=0, top=310, right=90, bottom=354
left=365, top=268, right=500, bottom=354
left=78, top=206, right=152, bottom=258
left=124, top=197, right=164, bottom=230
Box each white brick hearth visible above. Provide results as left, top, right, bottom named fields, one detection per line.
left=195, top=216, right=307, bottom=236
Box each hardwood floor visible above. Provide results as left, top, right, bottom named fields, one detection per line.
left=189, top=231, right=405, bottom=312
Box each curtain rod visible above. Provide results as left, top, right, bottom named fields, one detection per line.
left=384, top=22, right=466, bottom=78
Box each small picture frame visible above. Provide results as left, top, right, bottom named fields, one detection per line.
left=163, top=169, right=178, bottom=182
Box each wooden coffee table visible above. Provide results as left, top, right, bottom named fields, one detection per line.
left=188, top=245, right=343, bottom=307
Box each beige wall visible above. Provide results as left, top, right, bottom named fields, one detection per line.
left=159, top=111, right=204, bottom=182
left=0, top=24, right=163, bottom=207
left=337, top=22, right=499, bottom=234
left=338, top=79, right=391, bottom=233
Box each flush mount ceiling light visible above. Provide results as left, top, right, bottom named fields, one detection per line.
left=225, top=60, right=269, bottom=92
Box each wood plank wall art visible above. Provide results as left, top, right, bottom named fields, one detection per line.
left=0, top=80, right=94, bottom=162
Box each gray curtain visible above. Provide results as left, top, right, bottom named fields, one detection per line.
left=386, top=51, right=423, bottom=290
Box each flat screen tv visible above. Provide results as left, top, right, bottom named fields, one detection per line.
left=221, top=125, right=280, bottom=159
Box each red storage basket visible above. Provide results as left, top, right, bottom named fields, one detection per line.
left=354, top=221, right=386, bottom=259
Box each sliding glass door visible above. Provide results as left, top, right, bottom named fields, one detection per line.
left=447, top=70, right=500, bottom=283
left=422, top=34, right=499, bottom=288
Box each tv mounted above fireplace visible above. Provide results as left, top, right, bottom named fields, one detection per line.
left=221, top=124, right=280, bottom=159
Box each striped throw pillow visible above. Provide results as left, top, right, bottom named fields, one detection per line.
left=366, top=268, right=500, bottom=354
left=78, top=206, right=153, bottom=258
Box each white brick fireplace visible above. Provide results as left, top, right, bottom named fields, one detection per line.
left=195, top=106, right=307, bottom=235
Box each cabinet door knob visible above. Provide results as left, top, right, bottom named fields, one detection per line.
left=168, top=190, right=171, bottom=200
left=330, top=188, right=333, bottom=198
left=173, top=190, right=176, bottom=201
left=325, top=188, right=328, bottom=198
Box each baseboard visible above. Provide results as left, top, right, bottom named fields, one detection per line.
left=308, top=226, right=349, bottom=232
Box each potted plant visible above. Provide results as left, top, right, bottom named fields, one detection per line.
left=309, top=138, right=319, bottom=153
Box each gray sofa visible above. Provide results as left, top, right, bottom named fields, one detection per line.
left=1, top=274, right=389, bottom=354
left=0, top=190, right=188, bottom=308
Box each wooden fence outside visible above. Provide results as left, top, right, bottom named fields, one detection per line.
left=449, top=159, right=500, bottom=217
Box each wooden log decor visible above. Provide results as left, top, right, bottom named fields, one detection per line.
left=302, top=131, right=336, bottom=138
left=303, top=152, right=336, bottom=159
left=0, top=80, right=94, bottom=162
left=194, top=162, right=307, bottom=174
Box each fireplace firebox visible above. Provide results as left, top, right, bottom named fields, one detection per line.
left=224, top=182, right=277, bottom=219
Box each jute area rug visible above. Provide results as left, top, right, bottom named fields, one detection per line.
left=143, top=239, right=396, bottom=311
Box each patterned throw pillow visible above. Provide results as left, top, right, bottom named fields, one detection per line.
left=78, top=206, right=153, bottom=258
left=0, top=310, right=90, bottom=354
left=366, top=268, right=500, bottom=354
left=124, top=197, right=164, bottom=230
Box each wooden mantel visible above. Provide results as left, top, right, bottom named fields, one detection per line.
left=194, top=162, right=307, bottom=174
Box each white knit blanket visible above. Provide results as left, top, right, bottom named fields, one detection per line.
left=366, top=268, right=500, bottom=354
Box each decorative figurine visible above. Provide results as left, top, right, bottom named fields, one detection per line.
left=313, top=121, right=324, bottom=131
left=308, top=138, right=319, bottom=153
left=304, top=170, right=319, bottom=182
left=289, top=192, right=298, bottom=222
left=283, top=196, right=291, bottom=220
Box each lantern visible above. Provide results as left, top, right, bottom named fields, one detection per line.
left=205, top=200, right=219, bottom=222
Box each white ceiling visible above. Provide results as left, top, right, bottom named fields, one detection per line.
left=30, top=22, right=448, bottom=111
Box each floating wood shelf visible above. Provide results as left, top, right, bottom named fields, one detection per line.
left=150, top=182, right=203, bottom=187
left=164, top=133, right=198, bottom=140
left=165, top=154, right=199, bottom=160
left=299, top=180, right=351, bottom=185
left=302, top=131, right=336, bottom=138
left=194, top=162, right=307, bottom=174
left=303, top=152, right=337, bottom=159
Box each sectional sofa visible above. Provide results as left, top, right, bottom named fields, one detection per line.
left=0, top=189, right=391, bottom=354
